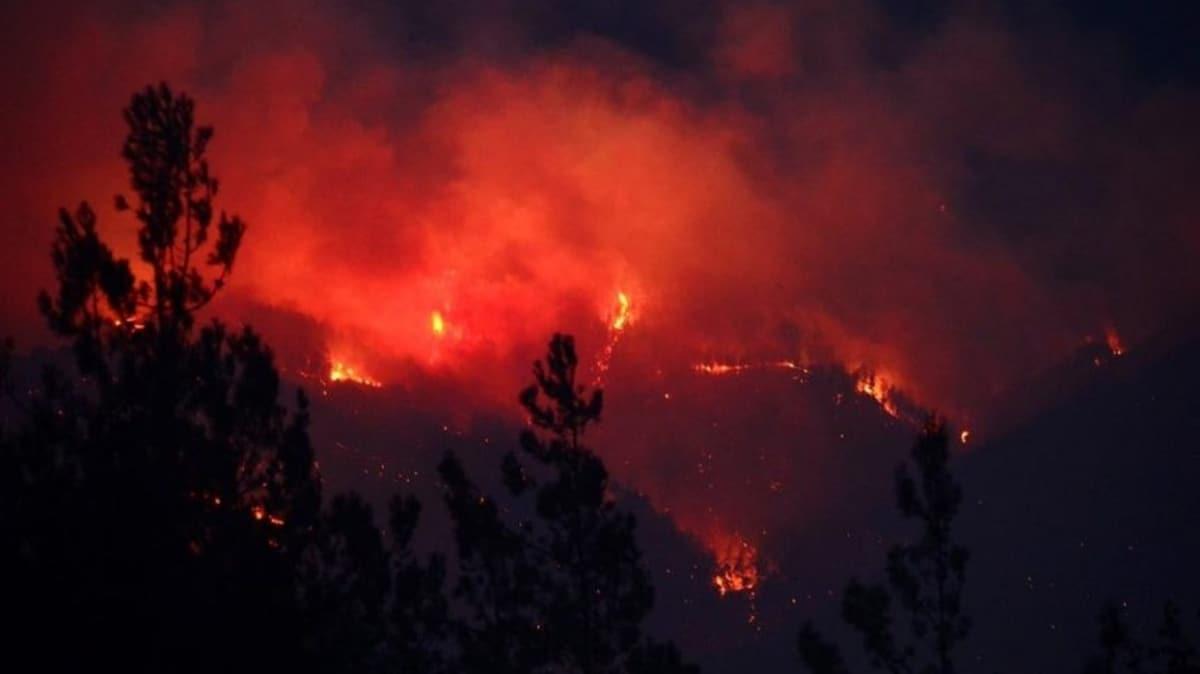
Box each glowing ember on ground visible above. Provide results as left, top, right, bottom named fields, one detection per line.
left=328, top=361, right=383, bottom=388
left=694, top=362, right=752, bottom=375
left=693, top=360, right=808, bottom=376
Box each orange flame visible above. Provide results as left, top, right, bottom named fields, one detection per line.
left=693, top=360, right=808, bottom=376
left=711, top=533, right=761, bottom=597
left=854, top=372, right=899, bottom=418
left=329, top=360, right=383, bottom=388
left=431, top=310, right=446, bottom=337
left=594, top=290, right=635, bottom=385
left=611, top=291, right=632, bottom=331
left=694, top=361, right=751, bottom=375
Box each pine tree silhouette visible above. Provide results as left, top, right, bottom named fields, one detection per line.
left=1083, top=601, right=1200, bottom=674
left=798, top=419, right=970, bottom=674
left=0, top=83, right=443, bottom=673
left=440, top=333, right=697, bottom=674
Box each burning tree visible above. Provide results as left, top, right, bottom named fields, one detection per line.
left=797, top=420, right=970, bottom=674
left=440, top=333, right=697, bottom=674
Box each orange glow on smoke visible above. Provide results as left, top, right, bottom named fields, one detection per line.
left=328, top=360, right=383, bottom=388
left=711, top=532, right=761, bottom=597
left=1105, top=327, right=1125, bottom=357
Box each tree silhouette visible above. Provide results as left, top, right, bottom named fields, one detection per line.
left=1083, top=601, right=1200, bottom=674
left=440, top=333, right=696, bottom=674
left=798, top=419, right=970, bottom=674
left=0, top=83, right=443, bottom=673
left=298, top=492, right=450, bottom=673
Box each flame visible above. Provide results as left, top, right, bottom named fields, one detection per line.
left=431, top=311, right=446, bottom=337
left=694, top=361, right=752, bottom=375
left=1105, top=327, right=1125, bottom=357
left=112, top=316, right=145, bottom=332
left=694, top=360, right=918, bottom=424
left=960, top=429, right=971, bottom=444
left=854, top=372, right=899, bottom=418
left=611, top=291, right=632, bottom=331
left=693, top=360, right=808, bottom=376
left=250, top=505, right=285, bottom=527
left=329, top=360, right=383, bottom=388
left=711, top=533, right=761, bottom=597
left=594, top=290, right=636, bottom=385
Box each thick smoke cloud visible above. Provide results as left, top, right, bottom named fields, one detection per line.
left=2, top=1, right=1199, bottom=642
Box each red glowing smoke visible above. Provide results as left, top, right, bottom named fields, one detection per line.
left=3, top=0, right=1199, bottom=601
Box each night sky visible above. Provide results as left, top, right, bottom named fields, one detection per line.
left=2, top=1, right=1199, bottom=671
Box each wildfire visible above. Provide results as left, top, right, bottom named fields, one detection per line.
left=711, top=533, right=761, bottom=597
left=250, top=505, right=285, bottom=527
left=1105, top=327, right=1125, bottom=357
left=431, top=310, right=446, bottom=337
left=611, top=291, right=632, bottom=331
left=694, top=361, right=751, bottom=375
left=111, top=316, right=146, bottom=331
left=328, top=360, right=383, bottom=388
left=594, top=290, right=636, bottom=385
left=854, top=371, right=899, bottom=418
left=693, top=360, right=808, bottom=376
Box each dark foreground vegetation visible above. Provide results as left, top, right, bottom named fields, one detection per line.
left=1, top=85, right=1196, bottom=674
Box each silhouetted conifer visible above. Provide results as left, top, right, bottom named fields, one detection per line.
left=798, top=419, right=969, bottom=674
left=0, top=83, right=443, bottom=673
left=1083, top=601, right=1200, bottom=674
left=440, top=333, right=697, bottom=674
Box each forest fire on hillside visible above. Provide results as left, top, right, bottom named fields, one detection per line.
left=328, top=361, right=383, bottom=388
left=594, top=290, right=636, bottom=385
left=693, top=360, right=808, bottom=376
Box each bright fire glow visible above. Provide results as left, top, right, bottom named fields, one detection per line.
left=431, top=311, right=446, bottom=337
left=711, top=533, right=761, bottom=597
left=612, top=291, right=632, bottom=331
left=854, top=372, right=899, bottom=418
left=329, top=361, right=383, bottom=388
left=694, top=361, right=752, bottom=375
left=693, top=360, right=808, bottom=376
left=594, top=290, right=636, bottom=385
left=1105, top=327, right=1125, bottom=357
left=960, top=429, right=971, bottom=444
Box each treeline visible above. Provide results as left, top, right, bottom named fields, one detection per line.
left=1, top=85, right=1196, bottom=674
left=0, top=84, right=692, bottom=674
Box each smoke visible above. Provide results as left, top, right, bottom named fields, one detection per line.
left=3, top=0, right=1199, bottom=619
